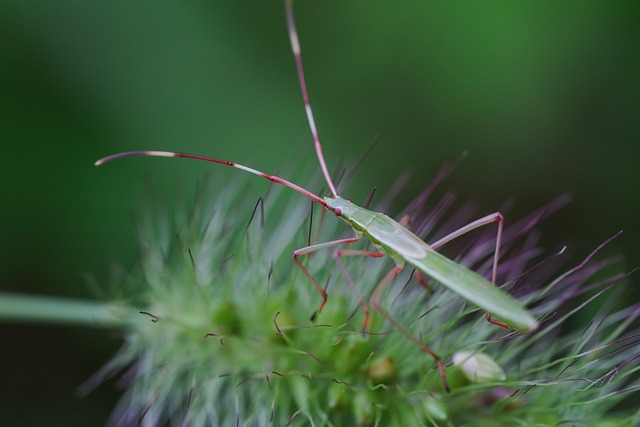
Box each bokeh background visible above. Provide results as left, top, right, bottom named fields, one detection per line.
left=1, top=1, right=639, bottom=424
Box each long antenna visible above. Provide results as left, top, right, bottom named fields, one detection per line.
left=285, top=0, right=339, bottom=197
left=95, top=151, right=328, bottom=207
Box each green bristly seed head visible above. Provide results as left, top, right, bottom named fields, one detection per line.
left=85, top=169, right=638, bottom=427
left=3, top=166, right=638, bottom=426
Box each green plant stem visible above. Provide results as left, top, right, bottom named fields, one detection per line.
left=0, top=292, right=133, bottom=328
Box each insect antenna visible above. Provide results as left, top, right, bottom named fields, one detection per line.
left=95, top=151, right=329, bottom=208
left=285, top=0, right=339, bottom=197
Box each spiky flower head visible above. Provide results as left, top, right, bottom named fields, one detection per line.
left=81, top=164, right=639, bottom=426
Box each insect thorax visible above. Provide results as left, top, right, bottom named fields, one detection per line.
left=324, top=196, right=379, bottom=231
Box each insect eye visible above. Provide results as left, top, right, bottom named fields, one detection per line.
left=334, top=208, right=342, bottom=217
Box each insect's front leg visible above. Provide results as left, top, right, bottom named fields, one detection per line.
left=293, top=236, right=362, bottom=320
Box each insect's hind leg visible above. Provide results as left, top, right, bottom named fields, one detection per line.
left=371, top=266, right=450, bottom=392
left=429, top=212, right=509, bottom=329
left=333, top=249, right=385, bottom=332
left=293, top=236, right=363, bottom=320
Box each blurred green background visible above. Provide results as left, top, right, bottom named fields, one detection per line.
left=1, top=1, right=639, bottom=424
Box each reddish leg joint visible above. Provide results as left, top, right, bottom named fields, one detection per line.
left=292, top=236, right=361, bottom=320
left=486, top=313, right=509, bottom=329
left=415, top=270, right=430, bottom=289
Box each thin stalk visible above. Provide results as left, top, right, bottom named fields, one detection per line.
left=0, top=292, right=133, bottom=328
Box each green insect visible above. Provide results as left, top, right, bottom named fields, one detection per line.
left=96, top=0, right=538, bottom=390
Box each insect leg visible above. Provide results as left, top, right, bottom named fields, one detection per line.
left=333, top=249, right=385, bottom=332
left=414, top=271, right=430, bottom=289
left=371, top=266, right=450, bottom=392
left=293, top=236, right=361, bottom=320
left=430, top=212, right=508, bottom=329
